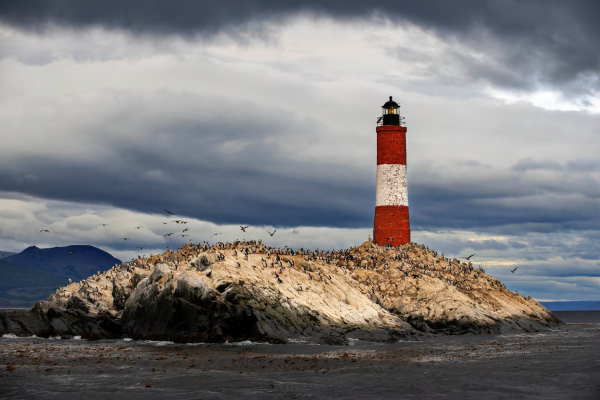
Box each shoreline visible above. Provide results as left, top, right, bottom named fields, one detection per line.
left=2, top=314, right=598, bottom=399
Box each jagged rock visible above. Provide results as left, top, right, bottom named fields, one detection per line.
left=1, top=241, right=561, bottom=343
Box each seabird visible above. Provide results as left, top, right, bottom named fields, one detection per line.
left=210, top=233, right=222, bottom=238
left=266, top=229, right=276, bottom=237
left=508, top=267, right=518, bottom=273
left=40, top=230, right=51, bottom=234
left=183, top=228, right=189, bottom=232
left=98, top=224, right=109, bottom=227
left=164, top=233, right=174, bottom=237
left=461, top=254, right=476, bottom=260
left=134, top=226, right=143, bottom=230
left=240, top=226, right=249, bottom=232
left=164, top=209, right=175, bottom=215
left=136, top=246, right=147, bottom=250
left=122, top=238, right=130, bottom=240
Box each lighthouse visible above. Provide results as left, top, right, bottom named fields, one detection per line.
left=373, top=96, right=410, bottom=247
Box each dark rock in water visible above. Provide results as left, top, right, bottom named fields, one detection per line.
left=0, top=242, right=562, bottom=343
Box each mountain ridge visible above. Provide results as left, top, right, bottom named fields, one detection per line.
left=0, top=245, right=121, bottom=308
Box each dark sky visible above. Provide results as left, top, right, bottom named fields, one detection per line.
left=0, top=0, right=599, bottom=300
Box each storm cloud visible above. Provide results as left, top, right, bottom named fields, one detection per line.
left=0, top=3, right=599, bottom=300
left=2, top=0, right=600, bottom=97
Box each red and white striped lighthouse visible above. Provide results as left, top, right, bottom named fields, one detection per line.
left=373, top=96, right=410, bottom=247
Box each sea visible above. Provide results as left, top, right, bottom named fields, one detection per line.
left=1, top=311, right=599, bottom=399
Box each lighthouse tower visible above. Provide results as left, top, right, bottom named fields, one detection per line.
left=373, top=96, right=410, bottom=247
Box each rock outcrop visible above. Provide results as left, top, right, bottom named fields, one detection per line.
left=0, top=241, right=561, bottom=343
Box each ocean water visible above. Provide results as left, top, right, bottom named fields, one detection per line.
left=1, top=311, right=599, bottom=399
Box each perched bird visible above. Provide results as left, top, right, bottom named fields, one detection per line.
left=122, top=238, right=130, bottom=241
left=40, top=230, right=51, bottom=234
left=462, top=254, right=476, bottom=260
left=98, top=224, right=109, bottom=227
left=136, top=246, right=147, bottom=250
left=164, top=209, right=175, bottom=215
left=240, top=226, right=249, bottom=232
left=164, top=233, right=174, bottom=237
left=134, top=226, right=143, bottom=230
left=210, top=233, right=222, bottom=238
left=236, top=262, right=241, bottom=268
left=508, top=267, right=518, bottom=273
left=266, top=229, right=276, bottom=237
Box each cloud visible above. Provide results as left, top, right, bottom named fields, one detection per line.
left=2, top=1, right=600, bottom=98
left=0, top=14, right=599, bottom=300
left=0, top=24, right=599, bottom=233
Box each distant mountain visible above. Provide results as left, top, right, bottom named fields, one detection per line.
left=0, top=245, right=122, bottom=308
left=540, top=301, right=600, bottom=311
left=0, top=251, right=16, bottom=259
left=3, top=245, right=122, bottom=282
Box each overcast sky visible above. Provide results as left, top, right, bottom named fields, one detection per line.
left=1, top=1, right=599, bottom=301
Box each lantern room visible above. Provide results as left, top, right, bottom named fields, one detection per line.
left=380, top=96, right=405, bottom=126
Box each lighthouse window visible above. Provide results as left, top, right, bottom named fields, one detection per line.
left=389, top=108, right=395, bottom=114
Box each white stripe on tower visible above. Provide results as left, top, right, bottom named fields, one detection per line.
left=375, top=164, right=408, bottom=207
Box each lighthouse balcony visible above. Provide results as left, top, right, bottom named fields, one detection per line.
left=377, top=115, right=406, bottom=127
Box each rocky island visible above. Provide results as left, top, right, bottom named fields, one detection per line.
left=0, top=241, right=560, bottom=344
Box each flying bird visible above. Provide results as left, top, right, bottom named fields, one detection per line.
left=99, top=224, right=109, bottom=227
left=122, top=238, right=130, bottom=241
left=136, top=246, right=147, bottom=250
left=162, top=222, right=170, bottom=225
left=40, top=230, right=51, bottom=234
left=66, top=268, right=74, bottom=272
left=240, top=226, right=249, bottom=232
left=180, top=221, right=188, bottom=224
left=134, top=226, right=143, bottom=230
left=210, top=233, right=222, bottom=238
left=267, top=229, right=276, bottom=237
left=180, top=234, right=189, bottom=237
left=183, top=228, right=189, bottom=232
left=69, top=250, right=76, bottom=254
left=508, top=267, right=518, bottom=273
left=462, top=254, right=476, bottom=260
left=164, top=233, right=175, bottom=237
left=164, top=209, right=175, bottom=215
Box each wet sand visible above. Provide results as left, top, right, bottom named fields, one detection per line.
left=1, top=312, right=599, bottom=399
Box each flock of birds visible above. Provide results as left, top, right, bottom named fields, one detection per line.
left=38, top=208, right=521, bottom=276
left=38, top=208, right=281, bottom=261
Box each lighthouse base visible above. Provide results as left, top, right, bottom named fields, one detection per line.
left=373, top=205, right=410, bottom=247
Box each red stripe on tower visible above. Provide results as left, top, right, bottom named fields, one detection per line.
left=374, top=96, right=410, bottom=247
